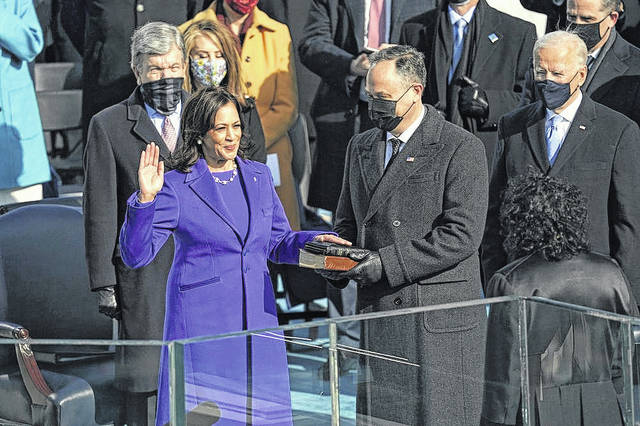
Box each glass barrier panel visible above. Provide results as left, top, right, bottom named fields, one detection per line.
left=169, top=323, right=334, bottom=425
left=0, top=335, right=166, bottom=426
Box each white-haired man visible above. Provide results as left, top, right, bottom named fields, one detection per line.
left=521, top=0, right=640, bottom=128
left=83, top=21, right=187, bottom=424
left=483, top=31, right=640, bottom=303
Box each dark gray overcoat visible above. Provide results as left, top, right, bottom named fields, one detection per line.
left=83, top=88, right=188, bottom=392
left=333, top=105, right=489, bottom=425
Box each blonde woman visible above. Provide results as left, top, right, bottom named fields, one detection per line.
left=182, top=19, right=266, bottom=163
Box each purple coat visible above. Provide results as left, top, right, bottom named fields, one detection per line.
left=119, top=158, right=325, bottom=425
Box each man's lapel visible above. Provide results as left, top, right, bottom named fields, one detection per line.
left=469, top=1, right=502, bottom=76
left=127, top=88, right=172, bottom=161
left=524, top=102, right=550, bottom=172
left=356, top=128, right=385, bottom=199
left=363, top=106, right=445, bottom=224
left=549, top=96, right=596, bottom=174
left=345, top=0, right=366, bottom=52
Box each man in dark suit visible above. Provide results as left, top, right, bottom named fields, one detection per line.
left=520, top=0, right=640, bottom=128
left=83, top=22, right=188, bottom=425
left=321, top=45, right=488, bottom=425
left=299, top=0, right=435, bottom=357
left=299, top=0, right=436, bottom=213
left=399, top=0, right=537, bottom=167
left=482, top=31, right=640, bottom=302
left=61, top=0, right=203, bottom=137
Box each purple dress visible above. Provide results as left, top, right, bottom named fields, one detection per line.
left=119, top=158, right=328, bottom=425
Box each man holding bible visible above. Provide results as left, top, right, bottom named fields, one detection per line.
left=318, top=45, right=488, bottom=426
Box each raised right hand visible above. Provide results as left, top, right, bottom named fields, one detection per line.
left=138, top=143, right=164, bottom=203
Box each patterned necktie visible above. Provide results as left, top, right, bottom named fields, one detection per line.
left=368, top=0, right=386, bottom=49
left=546, top=115, right=563, bottom=165
left=386, top=138, right=402, bottom=169
left=162, top=116, right=177, bottom=153
left=448, top=18, right=467, bottom=84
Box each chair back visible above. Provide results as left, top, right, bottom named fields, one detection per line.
left=0, top=205, right=111, bottom=341
left=37, top=90, right=83, bottom=132
left=34, top=62, right=82, bottom=91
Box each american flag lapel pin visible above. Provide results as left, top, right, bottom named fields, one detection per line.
left=406, top=156, right=415, bottom=162
left=488, top=33, right=499, bottom=43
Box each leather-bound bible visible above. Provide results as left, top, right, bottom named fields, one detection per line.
left=298, top=241, right=367, bottom=271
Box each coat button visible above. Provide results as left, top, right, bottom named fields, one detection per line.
left=246, top=82, right=252, bottom=88
left=392, top=220, right=401, bottom=227
left=136, top=3, right=144, bottom=12
left=245, top=56, right=251, bottom=62
left=394, top=298, right=402, bottom=306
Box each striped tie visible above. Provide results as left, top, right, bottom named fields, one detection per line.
left=162, top=116, right=177, bottom=153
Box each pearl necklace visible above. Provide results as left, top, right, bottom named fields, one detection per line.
left=212, top=167, right=238, bottom=185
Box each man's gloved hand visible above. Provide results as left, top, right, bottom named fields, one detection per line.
left=324, top=245, right=371, bottom=261
left=340, top=251, right=383, bottom=287
left=458, top=76, right=489, bottom=119
left=96, top=286, right=121, bottom=320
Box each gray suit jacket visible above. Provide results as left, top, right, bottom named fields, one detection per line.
left=334, top=104, right=489, bottom=425
left=482, top=96, right=640, bottom=301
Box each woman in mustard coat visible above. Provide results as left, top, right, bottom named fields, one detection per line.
left=180, top=0, right=301, bottom=229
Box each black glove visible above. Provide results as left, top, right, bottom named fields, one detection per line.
left=458, top=76, right=489, bottom=119
left=324, top=245, right=371, bottom=261
left=96, top=286, right=121, bottom=319
left=340, top=252, right=383, bottom=287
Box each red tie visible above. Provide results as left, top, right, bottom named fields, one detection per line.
left=368, top=0, right=386, bottom=49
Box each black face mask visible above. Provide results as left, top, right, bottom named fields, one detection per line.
left=535, top=71, right=580, bottom=110
left=567, top=14, right=612, bottom=51
left=140, top=77, right=184, bottom=116
left=449, top=0, right=472, bottom=5
left=368, top=86, right=416, bottom=132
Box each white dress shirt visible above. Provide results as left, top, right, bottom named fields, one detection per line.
left=384, top=104, right=426, bottom=168
left=144, top=102, right=182, bottom=140
left=544, top=90, right=583, bottom=152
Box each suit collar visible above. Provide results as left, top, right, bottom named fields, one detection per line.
left=362, top=105, right=445, bottom=223
left=186, top=157, right=263, bottom=243
left=469, top=1, right=503, bottom=77
left=524, top=101, right=550, bottom=171
left=126, top=87, right=189, bottom=161
left=585, top=31, right=630, bottom=94
left=344, top=0, right=365, bottom=52
left=549, top=96, right=596, bottom=174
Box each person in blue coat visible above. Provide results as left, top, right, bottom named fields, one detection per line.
left=119, top=86, right=350, bottom=425
left=0, top=0, right=50, bottom=203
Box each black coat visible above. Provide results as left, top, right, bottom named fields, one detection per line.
left=482, top=96, right=640, bottom=302
left=83, top=88, right=188, bottom=392
left=72, top=0, right=203, bottom=134
left=334, top=105, right=488, bottom=425
left=298, top=0, right=435, bottom=211
left=399, top=0, right=537, bottom=169
left=520, top=30, right=640, bottom=128
left=482, top=251, right=639, bottom=426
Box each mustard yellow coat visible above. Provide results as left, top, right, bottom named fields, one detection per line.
left=180, top=4, right=300, bottom=230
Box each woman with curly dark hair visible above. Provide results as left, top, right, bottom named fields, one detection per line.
left=481, top=170, right=638, bottom=426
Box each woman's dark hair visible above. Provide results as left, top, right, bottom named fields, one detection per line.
left=171, top=86, right=254, bottom=172
left=500, top=168, right=590, bottom=262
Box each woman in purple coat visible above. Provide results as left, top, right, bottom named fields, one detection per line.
left=119, top=87, right=349, bottom=425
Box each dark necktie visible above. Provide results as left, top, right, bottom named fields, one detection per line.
left=586, top=54, right=595, bottom=70
left=387, top=138, right=402, bottom=169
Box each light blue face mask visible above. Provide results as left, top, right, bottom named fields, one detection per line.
left=190, top=57, right=228, bottom=88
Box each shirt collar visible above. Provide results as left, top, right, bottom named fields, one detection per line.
left=545, top=90, right=583, bottom=124
left=448, top=4, right=476, bottom=25
left=144, top=101, right=182, bottom=121
left=386, top=104, right=426, bottom=143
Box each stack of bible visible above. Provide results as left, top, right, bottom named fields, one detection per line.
left=298, top=241, right=363, bottom=271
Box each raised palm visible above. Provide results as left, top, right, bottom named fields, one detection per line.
left=138, top=143, right=164, bottom=202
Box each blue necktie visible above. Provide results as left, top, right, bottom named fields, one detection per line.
left=546, top=115, right=563, bottom=165
left=448, top=18, right=467, bottom=84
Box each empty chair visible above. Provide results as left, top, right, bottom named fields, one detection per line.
left=0, top=205, right=118, bottom=424
left=34, top=62, right=82, bottom=91
left=37, top=90, right=83, bottom=158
